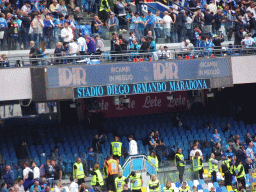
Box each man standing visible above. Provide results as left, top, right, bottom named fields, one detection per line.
left=175, top=10, right=186, bottom=42
left=128, top=135, right=138, bottom=156
left=51, top=160, right=62, bottom=184
left=32, top=162, right=40, bottom=180
left=106, top=155, right=119, bottom=192
left=234, top=160, right=246, bottom=189
left=246, top=141, right=255, bottom=163
left=107, top=13, right=118, bottom=32
left=3, top=166, right=14, bottom=188
left=99, top=0, right=111, bottom=23
left=111, top=136, right=123, bottom=160
left=162, top=11, right=172, bottom=43
left=115, top=172, right=127, bottom=192
left=23, top=162, right=32, bottom=181
left=61, top=22, right=73, bottom=43
left=73, top=158, right=86, bottom=185
left=154, top=11, right=163, bottom=44
left=129, top=171, right=143, bottom=192
left=208, top=153, right=218, bottom=182
left=145, top=11, right=155, bottom=36
left=77, top=33, right=87, bottom=55
left=92, top=134, right=105, bottom=164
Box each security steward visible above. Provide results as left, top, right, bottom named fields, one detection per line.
left=73, top=157, right=86, bottom=185
left=91, top=164, right=104, bottom=192
left=209, top=153, right=219, bottom=182
left=179, top=182, right=190, bottom=192
left=163, top=181, right=173, bottom=192
left=129, top=171, right=143, bottom=192
left=234, top=160, right=246, bottom=190
left=222, top=155, right=233, bottom=186
left=174, top=148, right=185, bottom=182
left=115, top=171, right=127, bottom=192
left=192, top=151, right=204, bottom=179
left=147, top=151, right=159, bottom=172
left=111, top=136, right=123, bottom=160
left=148, top=174, right=160, bottom=192
left=103, top=157, right=109, bottom=187
left=99, top=0, right=111, bottom=23
left=106, top=155, right=119, bottom=192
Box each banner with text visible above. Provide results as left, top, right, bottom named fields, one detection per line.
left=74, top=79, right=211, bottom=98
left=47, top=58, right=230, bottom=88
left=82, top=92, right=190, bottom=118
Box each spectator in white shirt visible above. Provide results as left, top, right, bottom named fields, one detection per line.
left=162, top=11, right=173, bottom=42
left=32, top=162, right=40, bottom=180
left=77, top=33, right=87, bottom=55
left=21, top=1, right=31, bottom=13
left=23, top=162, right=32, bottom=181
left=128, top=135, right=138, bottom=156
left=69, top=38, right=79, bottom=55
left=179, top=39, right=191, bottom=51
left=15, top=179, right=25, bottom=192
left=69, top=177, right=78, bottom=192
left=190, top=145, right=203, bottom=160
left=61, top=22, right=73, bottom=43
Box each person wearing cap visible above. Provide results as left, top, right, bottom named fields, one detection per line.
left=179, top=39, right=191, bottom=52
left=226, top=10, right=238, bottom=41
left=107, top=13, right=118, bottom=32
left=145, top=11, right=155, bottom=37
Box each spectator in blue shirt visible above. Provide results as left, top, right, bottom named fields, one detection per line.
left=87, top=147, right=94, bottom=176
left=85, top=34, right=96, bottom=54
left=222, top=145, right=234, bottom=159
left=31, top=1, right=44, bottom=12
left=43, top=15, right=54, bottom=48
left=1, top=183, right=8, bottom=192
left=252, top=135, right=256, bottom=154
left=0, top=13, right=7, bottom=50
left=148, top=37, right=156, bottom=52
left=211, top=129, right=221, bottom=146
left=3, top=166, right=14, bottom=188
left=30, top=180, right=41, bottom=192
left=145, top=11, right=155, bottom=36
left=246, top=141, right=255, bottom=162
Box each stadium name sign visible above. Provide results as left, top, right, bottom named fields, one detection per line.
left=73, top=79, right=210, bottom=98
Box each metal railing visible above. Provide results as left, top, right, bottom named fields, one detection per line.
left=0, top=45, right=255, bottom=68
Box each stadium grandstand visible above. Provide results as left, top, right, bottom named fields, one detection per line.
left=1, top=0, right=256, bottom=192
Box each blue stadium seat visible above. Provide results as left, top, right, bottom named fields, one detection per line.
left=213, top=182, right=220, bottom=188
left=197, top=185, right=203, bottom=190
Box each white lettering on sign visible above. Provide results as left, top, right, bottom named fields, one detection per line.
left=199, top=61, right=218, bottom=68
left=109, top=75, right=133, bottom=82
left=99, top=99, right=109, bottom=111
left=58, top=67, right=86, bottom=86
left=110, top=67, right=131, bottom=73
left=142, top=96, right=161, bottom=108
left=116, top=99, right=136, bottom=110
left=168, top=95, right=187, bottom=108
left=153, top=62, right=179, bottom=80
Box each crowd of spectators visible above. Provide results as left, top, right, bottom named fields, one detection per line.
left=1, top=0, right=256, bottom=56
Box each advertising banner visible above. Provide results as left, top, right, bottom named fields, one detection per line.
left=231, top=56, right=256, bottom=84
left=47, top=58, right=230, bottom=88
left=0, top=68, right=32, bottom=101
left=82, top=91, right=190, bottom=118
